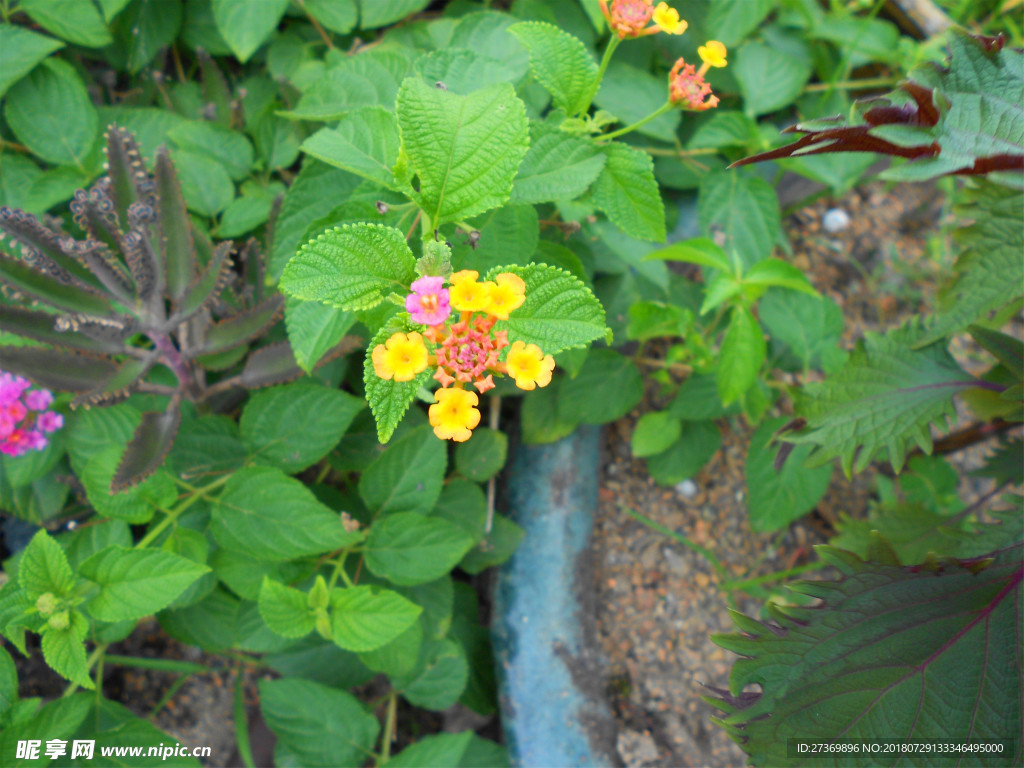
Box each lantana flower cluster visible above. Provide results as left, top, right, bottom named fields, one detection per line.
left=372, top=271, right=554, bottom=442
left=600, top=0, right=687, bottom=38
left=0, top=372, right=63, bottom=457
left=669, top=40, right=728, bottom=111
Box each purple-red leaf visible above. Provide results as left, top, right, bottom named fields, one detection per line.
left=112, top=401, right=182, bottom=491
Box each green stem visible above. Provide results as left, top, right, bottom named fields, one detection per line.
left=721, top=561, right=825, bottom=593
left=105, top=654, right=212, bottom=674
left=378, top=691, right=398, bottom=765
left=139, top=474, right=231, bottom=549
left=620, top=505, right=729, bottom=581
left=62, top=644, right=108, bottom=697
left=148, top=674, right=191, bottom=720
left=234, top=667, right=256, bottom=768
left=577, top=35, right=621, bottom=117
left=803, top=76, right=900, bottom=92
left=600, top=101, right=674, bottom=142
left=328, top=551, right=354, bottom=590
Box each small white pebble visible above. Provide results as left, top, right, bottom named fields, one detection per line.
left=675, top=479, right=698, bottom=498
left=822, top=208, right=851, bottom=233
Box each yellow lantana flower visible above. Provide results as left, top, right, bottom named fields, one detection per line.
left=371, top=331, right=428, bottom=382
left=487, top=272, right=526, bottom=320
left=505, top=341, right=555, bottom=391
left=652, top=2, right=687, bottom=34
left=429, top=387, right=481, bottom=442
left=449, top=270, right=493, bottom=312
left=698, top=40, right=728, bottom=69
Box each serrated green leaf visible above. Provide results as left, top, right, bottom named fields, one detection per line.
left=414, top=47, right=522, bottom=95
left=789, top=326, right=975, bottom=475
left=19, top=0, right=111, bottom=47
left=396, top=78, right=529, bottom=227
left=646, top=420, right=722, bottom=486
left=486, top=263, right=608, bottom=355
left=743, top=258, right=817, bottom=296
left=285, top=297, right=356, bottom=375
left=644, top=237, right=732, bottom=273
left=388, top=731, right=474, bottom=768
left=283, top=49, right=413, bottom=121
left=81, top=446, right=176, bottom=524
left=454, top=427, right=507, bottom=481
left=300, top=107, right=401, bottom=189
left=734, top=42, right=811, bottom=117
left=4, top=58, right=97, bottom=167
left=210, top=466, right=360, bottom=561
left=718, top=305, right=766, bottom=406
left=592, top=142, right=665, bottom=242
left=759, top=290, right=846, bottom=373
left=258, top=578, right=316, bottom=639
left=511, top=125, right=605, bottom=204
left=168, top=414, right=246, bottom=480
left=359, top=425, right=447, bottom=515
left=713, top=546, right=1023, bottom=767
left=559, top=348, right=642, bottom=424
left=41, top=612, right=93, bottom=689
left=281, top=223, right=417, bottom=310
left=398, top=637, right=469, bottom=711
left=508, top=22, right=596, bottom=115
left=260, top=678, right=380, bottom=767
left=698, top=171, right=781, bottom=266
left=358, top=620, right=423, bottom=679
left=631, top=411, right=682, bottom=458
left=211, top=0, right=288, bottom=62
left=79, top=546, right=210, bottom=622
left=241, top=380, right=363, bottom=473
left=19, top=530, right=75, bottom=600
left=365, top=513, right=476, bottom=586
left=169, top=120, right=254, bottom=181
left=0, top=25, right=63, bottom=99
left=329, top=585, right=422, bottom=652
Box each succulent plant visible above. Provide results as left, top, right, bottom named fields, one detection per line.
left=0, top=125, right=351, bottom=490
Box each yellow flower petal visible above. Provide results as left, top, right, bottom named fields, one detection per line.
left=698, top=40, right=727, bottom=68
left=429, top=387, right=481, bottom=442
left=374, top=332, right=428, bottom=382
left=506, top=340, right=555, bottom=391
left=652, top=2, right=687, bottom=34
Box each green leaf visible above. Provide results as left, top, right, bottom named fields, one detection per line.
left=559, top=348, right=642, bottom=424
left=705, top=0, right=775, bottom=47
left=734, top=41, right=811, bottom=117
left=759, top=290, right=846, bottom=373
left=81, top=446, right=176, bottom=524
left=363, top=326, right=434, bottom=444
left=359, top=0, right=430, bottom=28
left=389, top=732, right=474, bottom=768
left=169, top=120, right=254, bottom=181
left=365, top=513, right=476, bottom=586
left=19, top=0, right=111, bottom=47
left=79, top=547, right=210, bottom=622
left=519, top=376, right=579, bottom=445
left=631, top=411, right=682, bottom=458
left=699, top=274, right=743, bottom=315
left=210, top=466, right=360, bottom=561
left=789, top=326, right=975, bottom=475
left=260, top=678, right=379, bottom=767
left=18, top=530, right=75, bottom=600
left=595, top=62, right=679, bottom=142
left=41, top=612, right=93, bottom=689
left=270, top=159, right=361, bottom=280
left=745, top=417, right=832, bottom=532
left=170, top=148, right=234, bottom=217
left=0, top=695, right=91, bottom=760
left=241, top=380, right=363, bottom=473
left=646, top=420, right=722, bottom=486
left=454, top=428, right=507, bottom=482
left=284, top=49, right=412, bottom=121
left=592, top=142, right=665, bottom=242
left=459, top=514, right=524, bottom=575
left=0, top=646, right=16, bottom=719
left=300, top=107, right=401, bottom=189
left=712, top=546, right=1023, bottom=768
left=211, top=0, right=289, bottom=62
left=258, top=578, right=316, bottom=639
left=168, top=414, right=246, bottom=479
left=3, top=58, right=97, bottom=167
left=66, top=403, right=140, bottom=475
left=396, top=78, right=529, bottom=226
left=508, top=22, right=596, bottom=115
left=698, top=172, right=781, bottom=266
left=285, top=297, right=356, bottom=375
left=815, top=17, right=901, bottom=68
left=329, top=585, right=422, bottom=652
left=451, top=203, right=539, bottom=275
left=486, top=263, right=609, bottom=355
left=358, top=620, right=423, bottom=679
left=280, top=223, right=417, bottom=311
left=414, top=47, right=523, bottom=95
left=398, top=638, right=469, bottom=711
left=112, top=0, right=182, bottom=73
left=511, top=125, right=606, bottom=204
left=969, top=325, right=1024, bottom=380
left=0, top=25, right=63, bottom=99
left=645, top=237, right=732, bottom=273
left=302, top=0, right=357, bottom=34
left=718, top=305, right=766, bottom=406
left=359, top=425, right=447, bottom=515
left=158, top=587, right=239, bottom=651
left=743, top=259, right=817, bottom=296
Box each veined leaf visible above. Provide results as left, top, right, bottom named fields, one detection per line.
left=711, top=544, right=1023, bottom=768
left=258, top=578, right=315, bottom=639
left=300, top=108, right=401, bottom=189
left=211, top=0, right=288, bottom=62
left=359, top=425, right=447, bottom=515
left=396, top=78, right=529, bottom=227
left=281, top=223, right=417, bottom=311
left=284, top=297, right=356, bottom=374
left=329, top=585, right=422, bottom=652
left=19, top=0, right=111, bottom=47
left=787, top=325, right=976, bottom=475
left=509, top=22, right=596, bottom=116
left=282, top=49, right=412, bottom=121
left=0, top=25, right=63, bottom=99
left=592, top=142, right=665, bottom=243
left=718, top=305, right=766, bottom=406
left=511, top=124, right=605, bottom=204
left=365, top=513, right=476, bottom=586
left=698, top=171, right=781, bottom=266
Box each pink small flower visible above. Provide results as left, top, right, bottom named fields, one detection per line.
left=0, top=374, right=30, bottom=406
left=24, top=430, right=47, bottom=451
left=24, top=389, right=53, bottom=411
left=0, top=429, right=28, bottom=457
left=405, top=276, right=451, bottom=326
left=37, top=411, right=64, bottom=433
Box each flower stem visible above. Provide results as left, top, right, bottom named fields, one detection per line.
left=577, top=35, right=621, bottom=117
left=138, top=474, right=230, bottom=549
left=379, top=691, right=398, bottom=765
left=600, top=101, right=674, bottom=141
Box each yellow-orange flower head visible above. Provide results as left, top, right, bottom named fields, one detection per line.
left=371, top=331, right=428, bottom=382
left=487, top=272, right=526, bottom=320
left=429, top=387, right=481, bottom=442
left=505, top=341, right=555, bottom=391
left=698, top=40, right=728, bottom=69
left=449, top=270, right=494, bottom=313
left=652, top=2, right=687, bottom=34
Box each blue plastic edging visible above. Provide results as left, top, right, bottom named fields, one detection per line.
left=492, top=425, right=617, bottom=767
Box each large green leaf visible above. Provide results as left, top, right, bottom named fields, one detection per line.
left=712, top=544, right=1023, bottom=768
left=0, top=25, right=63, bottom=98
left=759, top=289, right=847, bottom=373
left=19, top=0, right=111, bottom=47
left=508, top=22, right=596, bottom=116
left=595, top=62, right=679, bottom=142
left=698, top=171, right=781, bottom=266
left=359, top=425, right=447, bottom=516
left=329, top=585, right=422, bottom=652
left=4, top=58, right=97, bottom=167
left=41, top=611, right=92, bottom=689
left=558, top=348, right=642, bottom=424
left=111, top=0, right=182, bottom=73
left=787, top=325, right=976, bottom=475
left=168, top=120, right=254, bottom=181
left=280, top=223, right=417, bottom=311
left=240, top=380, right=363, bottom=473
left=283, top=49, right=412, bottom=121
left=18, top=530, right=75, bottom=600
left=592, top=142, right=665, bottom=242
left=705, top=0, right=775, bottom=47
left=284, top=297, right=356, bottom=374
left=396, top=78, right=529, bottom=227
left=79, top=547, right=210, bottom=622
left=397, top=637, right=469, bottom=711
left=734, top=41, right=811, bottom=117
left=359, top=0, right=430, bottom=29
left=718, top=305, right=766, bottom=406
left=81, top=447, right=176, bottom=524
left=486, top=263, right=609, bottom=355
left=364, top=513, right=476, bottom=586
left=258, top=577, right=316, bottom=639
left=300, top=107, right=401, bottom=189
left=259, top=678, right=379, bottom=767
left=170, top=148, right=234, bottom=217
left=210, top=466, right=360, bottom=561
left=211, top=0, right=289, bottom=62
left=511, top=125, right=605, bottom=204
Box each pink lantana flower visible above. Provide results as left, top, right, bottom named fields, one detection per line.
left=0, top=371, right=62, bottom=457
left=405, top=276, right=451, bottom=326
left=25, top=389, right=53, bottom=411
